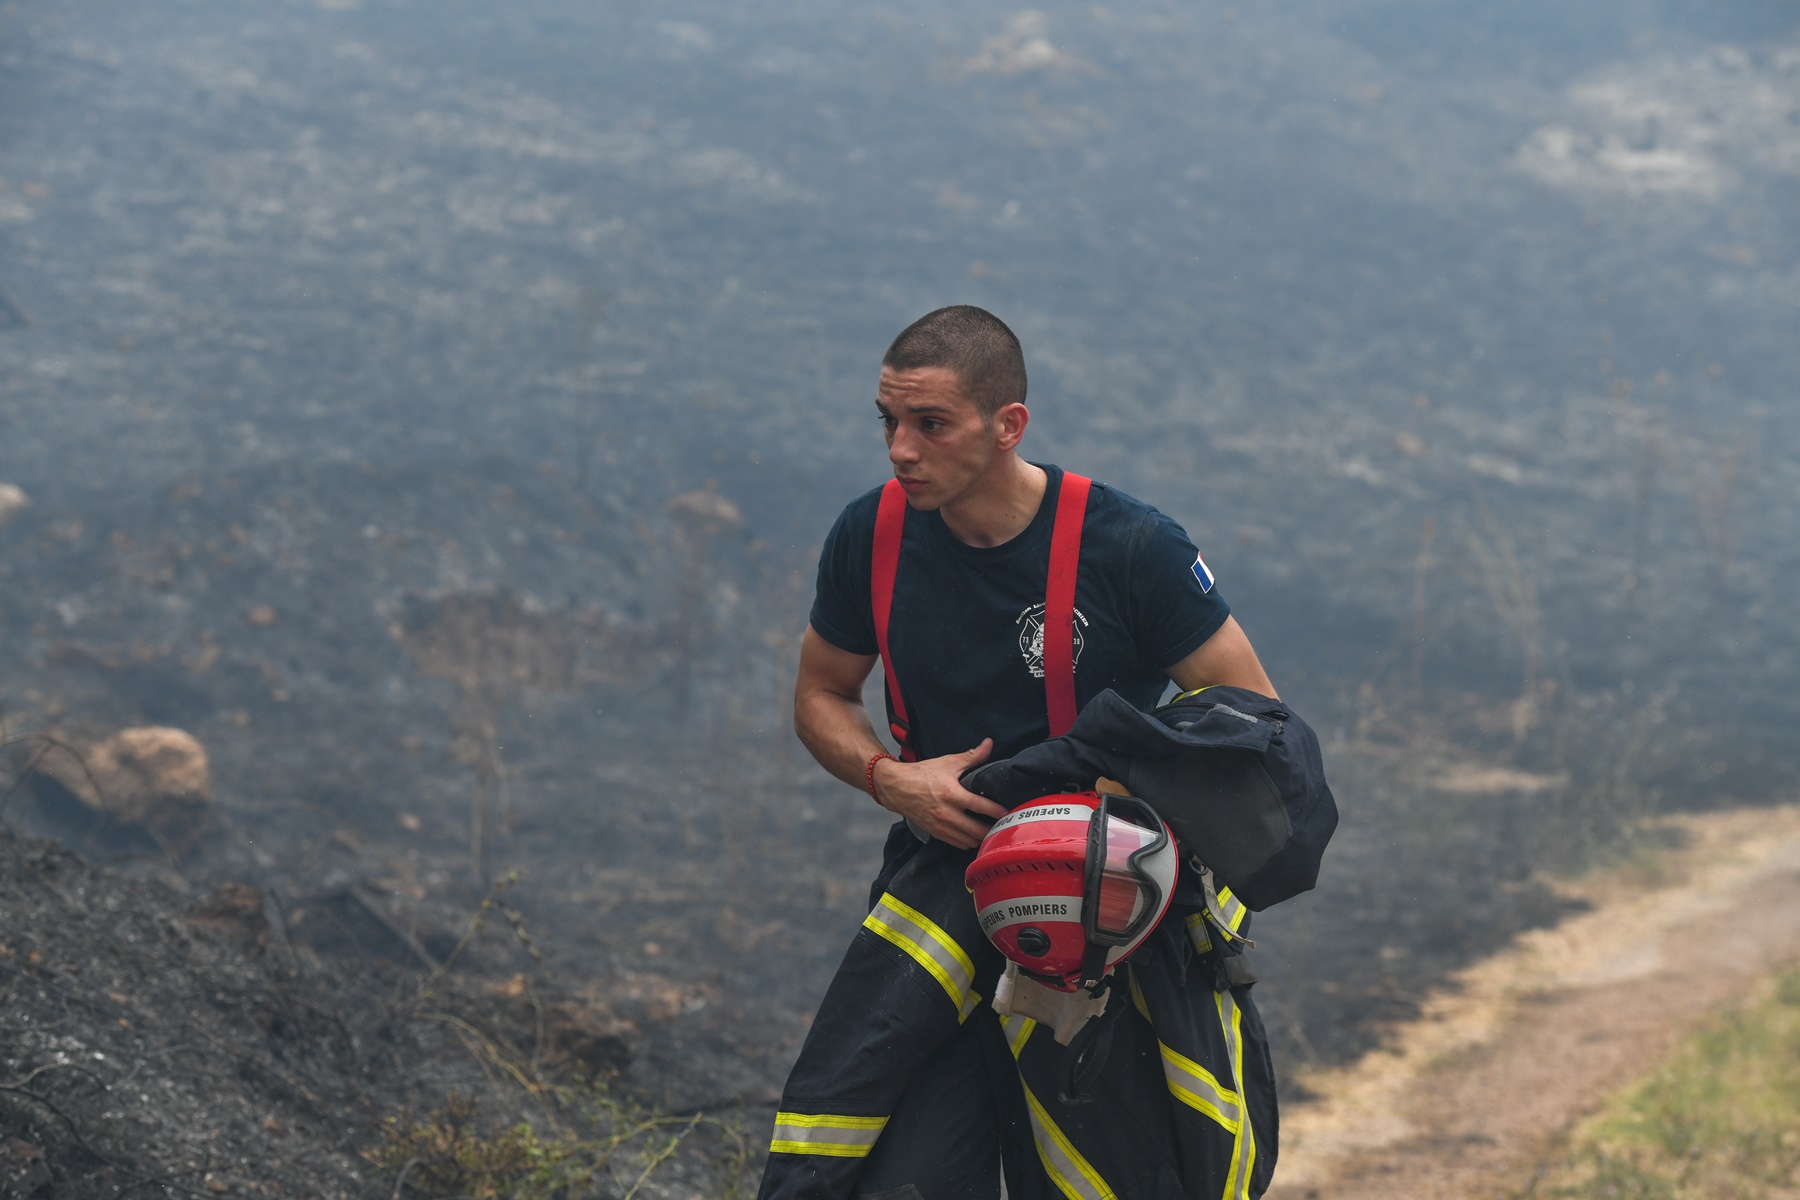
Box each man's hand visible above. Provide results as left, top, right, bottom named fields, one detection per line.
left=792, top=627, right=1006, bottom=847
left=871, top=740, right=1006, bottom=849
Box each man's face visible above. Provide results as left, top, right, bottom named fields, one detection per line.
left=877, top=366, right=1006, bottom=510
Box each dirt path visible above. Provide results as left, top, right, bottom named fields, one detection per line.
left=1267, top=804, right=1800, bottom=1200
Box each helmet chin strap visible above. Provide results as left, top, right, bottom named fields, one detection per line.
left=1077, top=940, right=1110, bottom=995
left=1059, top=974, right=1124, bottom=1105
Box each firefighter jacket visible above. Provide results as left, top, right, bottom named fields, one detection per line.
left=963, top=686, right=1337, bottom=913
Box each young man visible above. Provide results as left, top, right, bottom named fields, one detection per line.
left=765, top=307, right=1280, bottom=1200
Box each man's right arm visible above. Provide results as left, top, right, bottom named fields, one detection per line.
left=794, top=625, right=1006, bottom=850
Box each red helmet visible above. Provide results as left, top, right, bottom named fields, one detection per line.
left=965, top=791, right=1179, bottom=993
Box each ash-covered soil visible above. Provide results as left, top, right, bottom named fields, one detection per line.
left=2, top=0, right=1799, bottom=1186
left=0, top=826, right=763, bottom=1199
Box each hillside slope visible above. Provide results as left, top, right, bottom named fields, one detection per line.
left=0, top=828, right=745, bottom=1199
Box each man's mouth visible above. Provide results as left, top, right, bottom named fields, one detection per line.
left=896, top=476, right=926, bottom=493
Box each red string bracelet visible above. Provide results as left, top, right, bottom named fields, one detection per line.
left=865, top=751, right=896, bottom=803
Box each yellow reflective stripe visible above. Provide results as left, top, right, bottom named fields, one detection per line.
left=1002, top=1012, right=1115, bottom=1198
left=1196, top=870, right=1251, bottom=947
left=1127, top=970, right=1153, bottom=1022
left=1129, top=971, right=1243, bottom=1134
left=1023, top=1083, right=1117, bottom=1200
left=1216, top=989, right=1256, bottom=1200
left=1185, top=911, right=1213, bottom=955
left=768, top=1111, right=888, bottom=1158
left=1214, top=886, right=1247, bottom=935
left=1174, top=686, right=1218, bottom=701
left=863, top=893, right=980, bottom=1021
left=1159, top=1042, right=1241, bottom=1133
left=773, top=1113, right=888, bottom=1129
left=1000, top=1012, right=1037, bottom=1059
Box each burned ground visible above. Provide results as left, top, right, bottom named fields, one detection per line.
left=0, top=405, right=1780, bottom=1192
left=0, top=411, right=1784, bottom=1191
left=0, top=827, right=762, bottom=1199
left=3, top=0, right=1799, bottom=1194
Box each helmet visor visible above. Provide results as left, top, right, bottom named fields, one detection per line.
left=1083, top=794, right=1170, bottom=946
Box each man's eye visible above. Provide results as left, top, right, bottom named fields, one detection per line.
left=921, top=419, right=942, bottom=432
left=878, top=414, right=897, bottom=429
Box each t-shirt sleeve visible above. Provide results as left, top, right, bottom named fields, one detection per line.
left=1129, top=506, right=1232, bottom=669
left=807, top=500, right=879, bottom=656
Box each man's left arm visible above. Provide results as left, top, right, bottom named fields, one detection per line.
left=1164, top=616, right=1277, bottom=699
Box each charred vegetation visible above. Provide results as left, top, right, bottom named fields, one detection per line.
left=0, top=824, right=755, bottom=1199
left=1, top=0, right=1798, bottom=1190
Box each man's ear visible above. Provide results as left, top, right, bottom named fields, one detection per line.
left=993, top=402, right=1030, bottom=451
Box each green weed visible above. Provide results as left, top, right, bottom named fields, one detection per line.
left=369, top=1084, right=751, bottom=1200
left=1526, top=965, right=1800, bottom=1198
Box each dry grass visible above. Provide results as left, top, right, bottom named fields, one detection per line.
left=394, top=592, right=630, bottom=883
left=369, top=1086, right=750, bottom=1200
left=360, top=875, right=755, bottom=1200
left=1269, top=806, right=1800, bottom=1199
left=1523, top=966, right=1800, bottom=1199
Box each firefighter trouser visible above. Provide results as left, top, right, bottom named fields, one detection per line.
left=759, top=831, right=1278, bottom=1200
left=856, top=1009, right=1005, bottom=1199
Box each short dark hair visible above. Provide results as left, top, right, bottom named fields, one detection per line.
left=882, top=306, right=1027, bottom=418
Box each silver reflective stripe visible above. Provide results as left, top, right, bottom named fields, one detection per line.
left=1215, top=886, right=1247, bottom=935
left=1199, top=868, right=1254, bottom=948
left=986, top=802, right=1093, bottom=836
left=1130, top=972, right=1244, bottom=1135
left=864, top=893, right=980, bottom=1021
left=768, top=1111, right=888, bottom=1158
left=1003, top=1014, right=1116, bottom=1198
left=1023, top=1083, right=1117, bottom=1200
left=978, top=894, right=1083, bottom=937
left=1000, top=1012, right=1037, bottom=1059
left=1216, top=988, right=1257, bottom=1200
left=1158, top=1042, right=1241, bottom=1133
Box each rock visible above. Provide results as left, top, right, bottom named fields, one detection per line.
left=33, top=726, right=212, bottom=849
left=4, top=1159, right=51, bottom=1198
left=286, top=884, right=454, bottom=970
left=417, top=981, right=633, bottom=1080
left=666, top=485, right=743, bottom=535
left=190, top=882, right=269, bottom=952
left=1, top=1135, right=50, bottom=1198
left=0, top=482, right=30, bottom=528
left=539, top=999, right=632, bottom=1077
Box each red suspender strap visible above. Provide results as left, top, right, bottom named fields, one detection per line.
left=871, top=471, right=1091, bottom=759
left=1042, top=472, right=1092, bottom=738
left=870, top=479, right=916, bottom=761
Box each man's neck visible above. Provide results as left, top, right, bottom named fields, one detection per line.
left=937, top=456, right=1050, bottom=548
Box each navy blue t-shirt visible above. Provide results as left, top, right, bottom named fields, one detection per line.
left=809, top=465, right=1231, bottom=762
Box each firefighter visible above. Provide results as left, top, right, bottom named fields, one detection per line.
left=764, top=305, right=1282, bottom=1200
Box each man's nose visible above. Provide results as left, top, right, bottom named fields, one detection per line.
left=888, top=426, right=920, bottom=467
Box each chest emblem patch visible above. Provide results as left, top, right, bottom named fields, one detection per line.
left=1016, top=603, right=1089, bottom=679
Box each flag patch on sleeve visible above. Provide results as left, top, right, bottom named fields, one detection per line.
left=1192, top=552, right=1215, bottom=593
